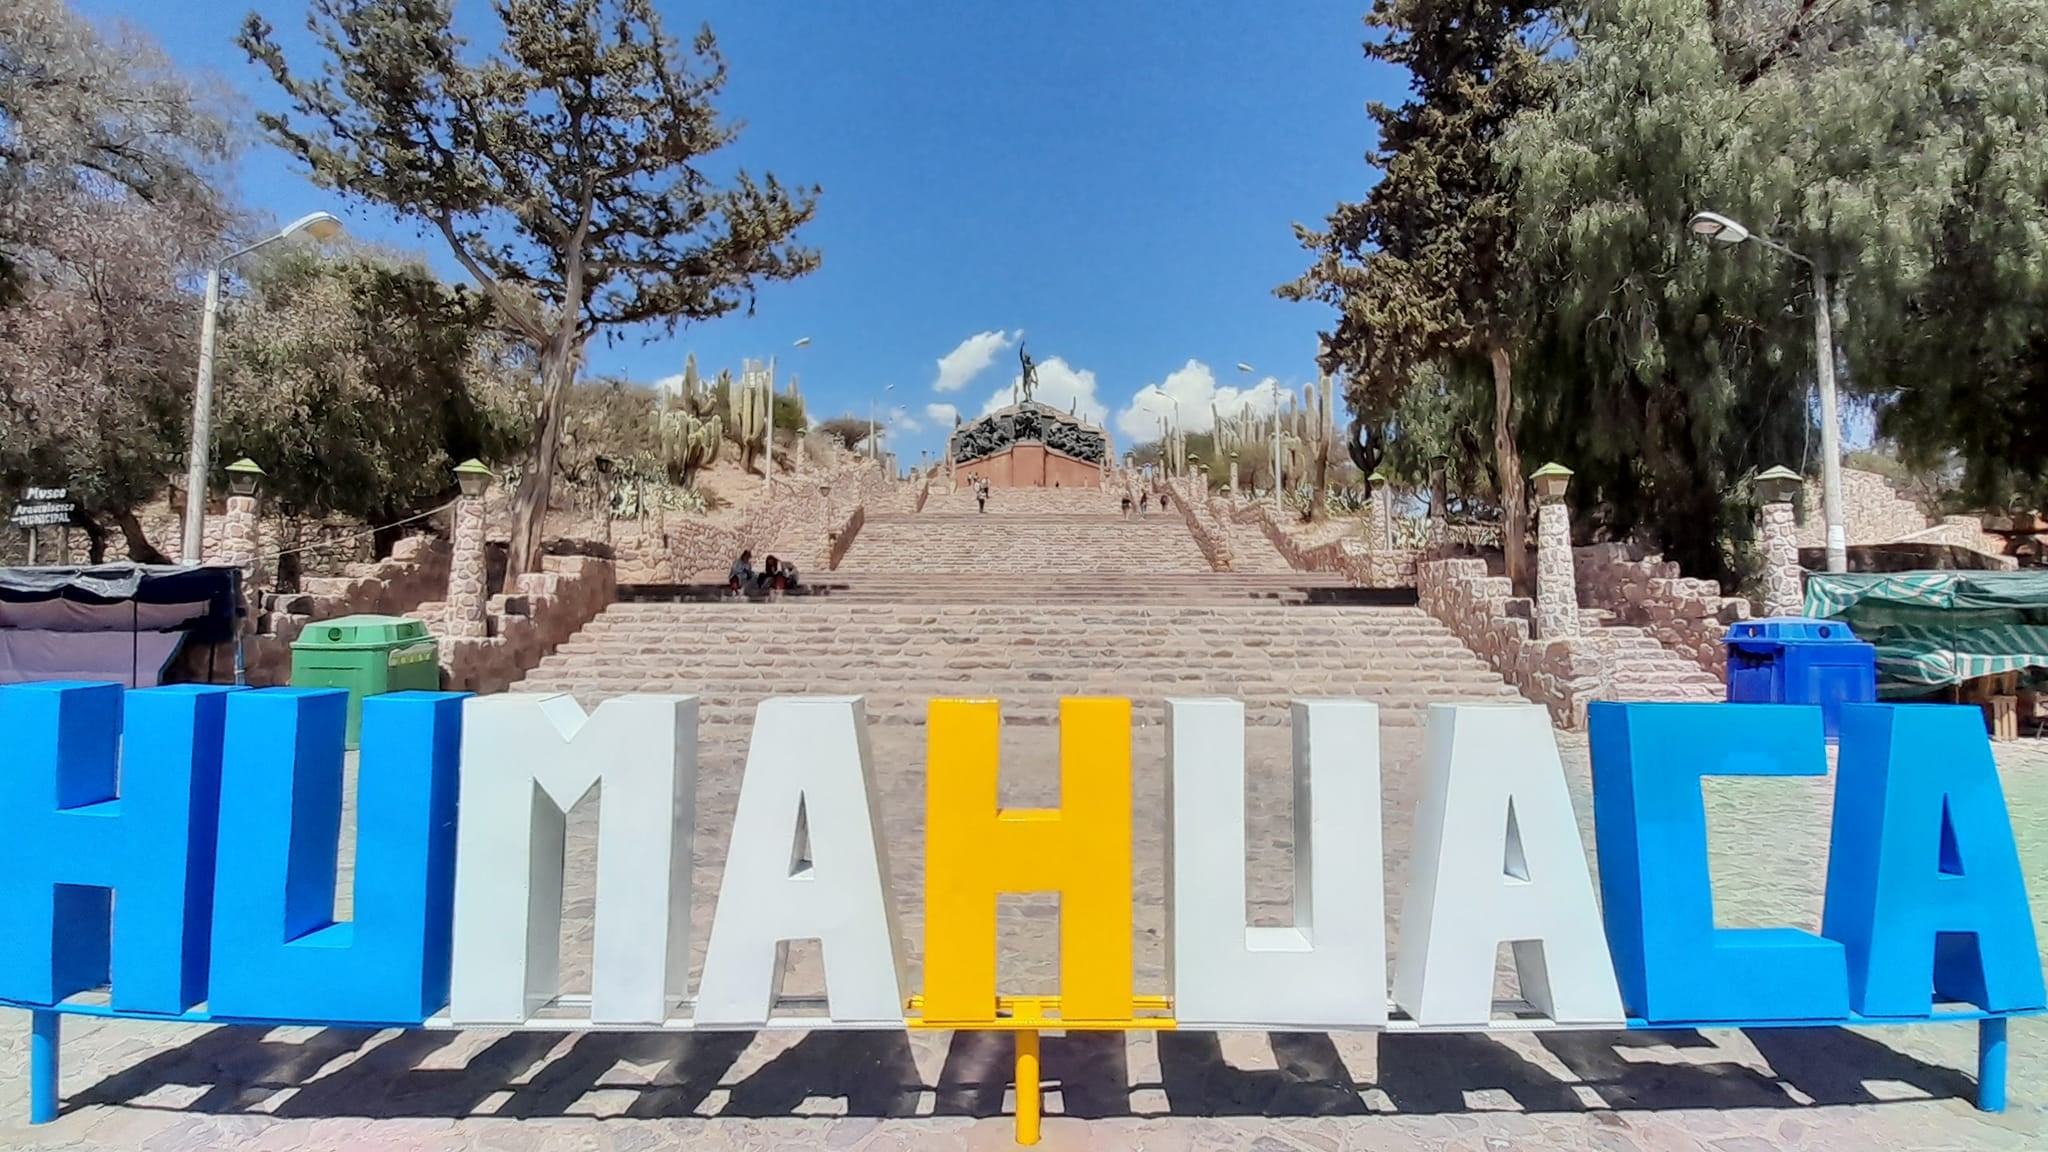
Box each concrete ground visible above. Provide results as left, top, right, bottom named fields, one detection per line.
left=2, top=716, right=2044, bottom=1151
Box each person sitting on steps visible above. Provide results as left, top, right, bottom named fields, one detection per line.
left=761, top=555, right=783, bottom=592
left=1139, top=492, right=1150, bottom=516
left=728, top=550, right=755, bottom=594
left=1121, top=494, right=1133, bottom=517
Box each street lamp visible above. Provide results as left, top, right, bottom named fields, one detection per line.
left=1142, top=385, right=1182, bottom=478
left=1688, top=208, right=1846, bottom=572
left=1240, top=362, right=1282, bottom=509
left=183, top=211, right=345, bottom=563
left=869, top=383, right=894, bottom=464
left=224, top=458, right=266, bottom=498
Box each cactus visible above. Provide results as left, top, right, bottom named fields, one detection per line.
left=729, top=358, right=771, bottom=473
left=658, top=408, right=722, bottom=483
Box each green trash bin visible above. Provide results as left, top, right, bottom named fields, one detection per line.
left=289, top=614, right=441, bottom=749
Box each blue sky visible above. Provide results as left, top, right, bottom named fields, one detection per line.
left=82, top=1, right=1395, bottom=465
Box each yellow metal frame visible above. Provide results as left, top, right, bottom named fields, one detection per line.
left=904, top=994, right=1176, bottom=1146
left=902, top=993, right=1177, bottom=1031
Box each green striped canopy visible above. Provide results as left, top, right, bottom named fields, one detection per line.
left=1805, top=572, right=2048, bottom=694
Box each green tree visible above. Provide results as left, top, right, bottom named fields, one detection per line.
left=241, top=0, right=821, bottom=577
left=211, top=246, right=529, bottom=554
left=1505, top=0, right=2048, bottom=576
left=1280, top=0, right=1552, bottom=589
left=0, top=0, right=233, bottom=561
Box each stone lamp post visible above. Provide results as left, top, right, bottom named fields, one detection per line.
left=1228, top=452, right=1240, bottom=500
left=1756, top=465, right=1806, bottom=618
left=221, top=458, right=265, bottom=570
left=1367, top=468, right=1393, bottom=551
left=446, top=459, right=495, bottom=637
left=1531, top=462, right=1579, bottom=640
left=1427, top=452, right=1451, bottom=549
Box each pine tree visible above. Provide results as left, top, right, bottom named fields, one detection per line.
left=1280, top=0, right=1552, bottom=588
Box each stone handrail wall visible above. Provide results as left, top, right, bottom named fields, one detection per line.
left=440, top=554, right=617, bottom=694
left=1573, top=542, right=1749, bottom=679
left=1417, top=557, right=1604, bottom=729
left=828, top=504, right=866, bottom=570
left=1227, top=497, right=1420, bottom=589
left=1164, top=476, right=1235, bottom=571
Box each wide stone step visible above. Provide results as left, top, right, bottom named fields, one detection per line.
left=511, top=687, right=1521, bottom=726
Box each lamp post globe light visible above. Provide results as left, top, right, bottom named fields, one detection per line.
left=1687, top=209, right=1847, bottom=573
left=184, top=212, right=345, bottom=563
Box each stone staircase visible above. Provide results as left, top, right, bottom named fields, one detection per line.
left=1578, top=608, right=1725, bottom=702
left=919, top=484, right=1121, bottom=516
left=519, top=587, right=1529, bottom=730
left=841, top=512, right=1214, bottom=574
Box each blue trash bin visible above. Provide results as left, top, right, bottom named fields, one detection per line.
left=1724, top=617, right=1877, bottom=739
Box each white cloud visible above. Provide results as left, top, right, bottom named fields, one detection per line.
left=925, top=401, right=960, bottom=426
left=933, top=329, right=1021, bottom=393
left=1114, top=359, right=1289, bottom=443
left=889, top=406, right=922, bottom=434
left=977, top=356, right=1110, bottom=426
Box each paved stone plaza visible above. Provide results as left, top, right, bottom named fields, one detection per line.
left=2, top=719, right=2043, bottom=1151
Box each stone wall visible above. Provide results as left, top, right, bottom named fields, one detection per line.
left=1236, top=499, right=1419, bottom=588
left=1164, top=477, right=1234, bottom=571
left=1573, top=542, right=1750, bottom=679
left=438, top=554, right=617, bottom=694
left=236, top=534, right=455, bottom=687
left=1797, top=468, right=1930, bottom=547
left=565, top=460, right=897, bottom=584
left=1417, top=557, right=1604, bottom=729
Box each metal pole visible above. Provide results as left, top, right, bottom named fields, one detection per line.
left=183, top=266, right=223, bottom=563
left=1812, top=268, right=1847, bottom=573
left=1270, top=393, right=1282, bottom=512
left=30, top=1009, right=59, bottom=1123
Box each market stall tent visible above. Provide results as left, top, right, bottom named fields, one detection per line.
left=0, top=565, right=242, bottom=687
left=1805, top=571, right=2048, bottom=695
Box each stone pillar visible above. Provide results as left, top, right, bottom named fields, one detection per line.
left=1755, top=465, right=1805, bottom=618
left=1227, top=457, right=1239, bottom=500
left=1367, top=471, right=1392, bottom=551
left=1760, top=501, right=1802, bottom=617
left=221, top=495, right=259, bottom=567
left=1532, top=463, right=1579, bottom=640
left=446, top=460, right=494, bottom=637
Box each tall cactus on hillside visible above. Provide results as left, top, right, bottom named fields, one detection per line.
left=730, top=358, right=770, bottom=474
left=656, top=353, right=723, bottom=482
left=658, top=408, right=722, bottom=482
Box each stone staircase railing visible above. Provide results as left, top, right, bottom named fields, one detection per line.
left=1416, top=557, right=1604, bottom=728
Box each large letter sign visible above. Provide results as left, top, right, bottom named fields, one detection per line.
left=0, top=682, right=231, bottom=1013
left=0, top=681, right=2039, bottom=1142
left=208, top=690, right=464, bottom=1024
left=1590, top=702, right=1851, bottom=1023
left=1823, top=704, right=2045, bottom=1018
left=695, top=697, right=908, bottom=1026
left=1393, top=704, right=1623, bottom=1026
left=922, top=697, right=1133, bottom=1025
left=449, top=693, right=698, bottom=1025
left=1167, top=698, right=1386, bottom=1028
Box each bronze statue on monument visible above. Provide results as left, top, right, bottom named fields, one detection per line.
left=1018, top=341, right=1039, bottom=405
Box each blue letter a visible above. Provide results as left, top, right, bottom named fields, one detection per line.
left=1824, top=704, right=2044, bottom=1017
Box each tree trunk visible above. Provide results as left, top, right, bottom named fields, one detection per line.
left=111, top=507, right=171, bottom=565
left=79, top=515, right=108, bottom=564
left=507, top=333, right=579, bottom=578
left=1489, top=345, right=1530, bottom=593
